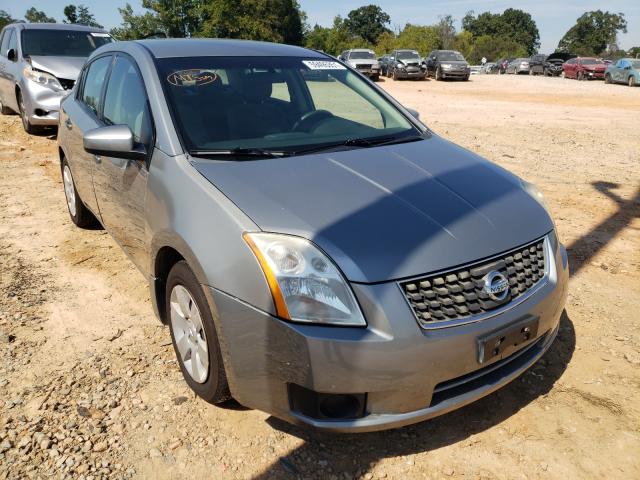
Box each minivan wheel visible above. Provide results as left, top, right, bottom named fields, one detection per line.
left=17, top=90, right=41, bottom=135
left=61, top=158, right=99, bottom=228
left=0, top=98, right=12, bottom=115
left=167, top=261, right=231, bottom=404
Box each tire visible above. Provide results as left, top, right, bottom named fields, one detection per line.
left=17, top=90, right=42, bottom=135
left=167, top=261, right=231, bottom=404
left=630, top=76, right=636, bottom=87
left=463, top=75, right=470, bottom=81
left=0, top=98, right=12, bottom=115
left=61, top=158, right=99, bottom=228
left=577, top=72, right=584, bottom=81
left=371, top=73, right=379, bottom=82
left=435, top=67, right=442, bottom=81
left=392, top=68, right=399, bottom=81
left=604, top=74, right=611, bottom=84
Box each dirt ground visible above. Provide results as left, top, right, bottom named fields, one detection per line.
left=0, top=74, right=639, bottom=480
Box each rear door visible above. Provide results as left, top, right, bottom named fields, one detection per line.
left=564, top=59, right=575, bottom=78
left=61, top=54, right=113, bottom=215
left=92, top=54, right=154, bottom=274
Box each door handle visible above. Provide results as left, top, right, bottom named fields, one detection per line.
left=64, top=118, right=73, bottom=130
left=93, top=155, right=101, bottom=164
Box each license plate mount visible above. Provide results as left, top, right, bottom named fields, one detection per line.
left=477, top=317, right=539, bottom=364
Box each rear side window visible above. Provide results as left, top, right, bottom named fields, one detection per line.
left=81, top=56, right=112, bottom=115
left=7, top=30, right=17, bottom=54
left=0, top=29, right=11, bottom=57
left=102, top=56, right=152, bottom=145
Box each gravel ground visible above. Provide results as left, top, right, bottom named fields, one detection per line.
left=0, top=74, right=639, bottom=479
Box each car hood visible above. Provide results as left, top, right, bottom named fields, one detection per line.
left=28, top=56, right=85, bottom=81
left=397, top=59, right=421, bottom=66
left=192, top=136, right=553, bottom=283
left=583, top=64, right=606, bottom=71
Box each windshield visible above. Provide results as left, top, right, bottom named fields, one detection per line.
left=396, top=51, right=420, bottom=61
left=21, top=29, right=112, bottom=57
left=438, top=52, right=465, bottom=61
left=158, top=56, right=419, bottom=154
left=350, top=51, right=376, bottom=60
left=581, top=58, right=603, bottom=65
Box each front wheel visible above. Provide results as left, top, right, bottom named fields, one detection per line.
left=392, top=68, right=399, bottom=81
left=605, top=74, right=611, bottom=84
left=371, top=73, right=379, bottom=82
left=61, top=158, right=99, bottom=228
left=577, top=72, right=584, bottom=81
left=435, top=68, right=442, bottom=81
left=167, top=261, right=231, bottom=404
left=0, top=98, right=12, bottom=115
left=17, top=90, right=41, bottom=135
left=629, top=76, right=636, bottom=87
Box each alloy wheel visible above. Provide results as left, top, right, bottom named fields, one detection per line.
left=62, top=165, right=77, bottom=218
left=18, top=93, right=29, bottom=130
left=170, top=285, right=209, bottom=384
left=630, top=76, right=636, bottom=87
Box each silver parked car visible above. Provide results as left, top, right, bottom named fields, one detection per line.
left=58, top=39, right=569, bottom=432
left=0, top=22, right=112, bottom=133
left=506, top=58, right=531, bottom=74
left=339, top=49, right=380, bottom=81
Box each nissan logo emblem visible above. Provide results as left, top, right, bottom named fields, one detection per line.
left=482, top=271, right=509, bottom=301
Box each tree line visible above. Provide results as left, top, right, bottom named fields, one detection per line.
left=0, top=2, right=636, bottom=61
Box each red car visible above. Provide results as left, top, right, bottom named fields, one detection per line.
left=562, top=57, right=606, bottom=80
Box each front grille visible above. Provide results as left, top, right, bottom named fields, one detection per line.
left=59, top=78, right=75, bottom=90
left=400, top=238, right=546, bottom=327
left=356, top=64, right=373, bottom=69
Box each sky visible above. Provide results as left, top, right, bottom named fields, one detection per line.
left=1, top=0, right=638, bottom=53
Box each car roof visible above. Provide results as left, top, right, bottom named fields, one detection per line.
left=8, top=22, right=108, bottom=33
left=132, top=38, right=326, bottom=59
left=349, top=48, right=374, bottom=52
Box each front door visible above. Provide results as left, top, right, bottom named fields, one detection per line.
left=92, top=54, right=154, bottom=275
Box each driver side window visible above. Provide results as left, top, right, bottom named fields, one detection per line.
left=102, top=56, right=152, bottom=147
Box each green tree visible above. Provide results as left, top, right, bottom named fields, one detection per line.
left=0, top=10, right=14, bottom=30
left=557, top=11, right=627, bottom=56
left=201, top=0, right=304, bottom=45
left=63, top=5, right=103, bottom=28
left=394, top=24, right=439, bottom=56
left=435, top=15, right=456, bottom=49
left=462, top=8, right=539, bottom=55
left=375, top=30, right=396, bottom=54
left=344, top=5, right=390, bottom=44
left=469, top=35, right=527, bottom=63
left=24, top=7, right=56, bottom=23
left=628, top=47, right=640, bottom=58
left=453, top=30, right=474, bottom=59
left=305, top=24, right=331, bottom=52
left=110, top=3, right=164, bottom=40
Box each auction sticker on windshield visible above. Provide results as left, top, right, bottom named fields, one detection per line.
left=302, top=60, right=346, bottom=70
left=167, top=69, right=219, bottom=87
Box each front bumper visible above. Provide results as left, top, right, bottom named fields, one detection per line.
left=395, top=68, right=425, bottom=79
left=210, top=238, right=569, bottom=432
left=582, top=71, right=605, bottom=79
left=441, top=69, right=470, bottom=79
left=20, top=79, right=69, bottom=126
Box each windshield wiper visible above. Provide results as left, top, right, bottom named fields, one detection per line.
left=289, top=134, right=426, bottom=156
left=189, top=148, right=288, bottom=159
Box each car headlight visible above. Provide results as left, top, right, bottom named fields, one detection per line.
left=23, top=67, right=64, bottom=92
left=244, top=232, right=366, bottom=326
left=441, top=64, right=452, bottom=70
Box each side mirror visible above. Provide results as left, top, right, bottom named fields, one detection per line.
left=7, top=48, right=16, bottom=62
left=406, top=108, right=420, bottom=119
left=83, top=125, right=146, bottom=161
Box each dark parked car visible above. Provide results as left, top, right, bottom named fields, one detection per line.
left=529, top=54, right=547, bottom=75
left=388, top=49, right=425, bottom=80
left=57, top=38, right=568, bottom=432
left=423, top=50, right=471, bottom=81
left=563, top=57, right=606, bottom=80
left=497, top=58, right=512, bottom=74
left=543, top=53, right=576, bottom=76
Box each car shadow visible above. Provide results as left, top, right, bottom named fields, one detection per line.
left=253, top=310, right=575, bottom=479
left=566, top=181, right=640, bottom=276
